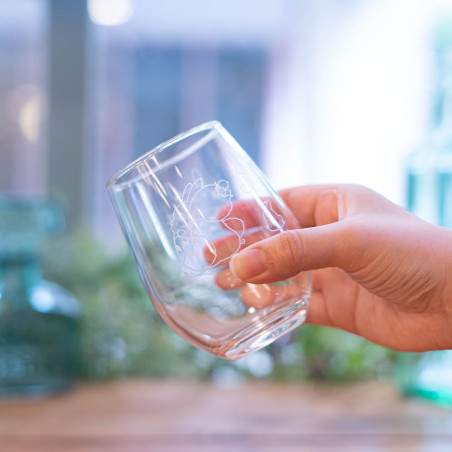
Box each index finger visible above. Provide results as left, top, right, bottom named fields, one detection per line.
left=279, top=185, right=344, bottom=228
left=217, top=197, right=299, bottom=231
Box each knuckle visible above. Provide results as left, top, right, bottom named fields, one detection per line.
left=335, top=223, right=369, bottom=271
left=273, top=230, right=303, bottom=269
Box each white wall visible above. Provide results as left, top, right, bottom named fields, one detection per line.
left=262, top=0, right=446, bottom=205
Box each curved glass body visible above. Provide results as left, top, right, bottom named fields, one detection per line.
left=108, top=122, right=311, bottom=359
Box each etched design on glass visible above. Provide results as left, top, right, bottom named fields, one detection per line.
left=170, top=178, right=245, bottom=277
left=235, top=162, right=253, bottom=193
left=262, top=200, right=285, bottom=232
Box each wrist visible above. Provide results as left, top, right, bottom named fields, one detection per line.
left=441, top=227, right=452, bottom=348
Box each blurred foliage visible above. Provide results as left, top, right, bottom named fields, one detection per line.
left=42, top=229, right=398, bottom=382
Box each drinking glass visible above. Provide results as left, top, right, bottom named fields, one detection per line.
left=107, top=121, right=311, bottom=360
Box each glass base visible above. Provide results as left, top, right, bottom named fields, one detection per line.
left=403, top=386, right=452, bottom=408
left=213, top=296, right=309, bottom=360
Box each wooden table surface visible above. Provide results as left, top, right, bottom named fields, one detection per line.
left=0, top=379, right=451, bottom=451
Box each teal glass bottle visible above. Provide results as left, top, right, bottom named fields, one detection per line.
left=0, top=197, right=80, bottom=396
left=401, top=21, right=452, bottom=406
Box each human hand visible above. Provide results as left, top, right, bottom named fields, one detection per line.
left=229, top=184, right=452, bottom=352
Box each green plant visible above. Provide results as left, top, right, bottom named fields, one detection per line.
left=43, top=229, right=397, bottom=382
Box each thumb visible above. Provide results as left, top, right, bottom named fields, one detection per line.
left=230, top=223, right=352, bottom=283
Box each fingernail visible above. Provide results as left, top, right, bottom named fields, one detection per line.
left=230, top=249, right=268, bottom=280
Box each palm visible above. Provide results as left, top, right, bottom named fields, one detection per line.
left=311, top=267, right=449, bottom=352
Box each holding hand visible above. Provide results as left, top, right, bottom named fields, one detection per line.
left=229, top=184, right=452, bottom=352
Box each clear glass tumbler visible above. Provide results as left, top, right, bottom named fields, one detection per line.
left=107, top=121, right=311, bottom=360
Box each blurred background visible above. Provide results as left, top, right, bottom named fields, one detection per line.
left=1, top=0, right=451, bottom=395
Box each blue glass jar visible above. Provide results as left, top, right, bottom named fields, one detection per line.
left=0, top=197, right=80, bottom=396
left=401, top=22, right=452, bottom=406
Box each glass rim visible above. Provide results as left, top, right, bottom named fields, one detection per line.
left=106, top=120, right=222, bottom=191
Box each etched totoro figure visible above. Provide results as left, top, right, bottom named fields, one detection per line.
left=171, top=178, right=245, bottom=277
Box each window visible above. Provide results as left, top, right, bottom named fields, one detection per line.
left=0, top=0, right=48, bottom=196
